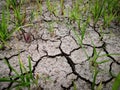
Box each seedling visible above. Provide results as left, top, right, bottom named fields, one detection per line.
left=0, top=55, right=39, bottom=90
left=103, top=12, right=115, bottom=28
left=47, top=22, right=55, bottom=37
left=6, top=0, right=24, bottom=10
left=0, top=43, right=5, bottom=50
left=13, top=6, right=33, bottom=43
left=6, top=0, right=18, bottom=9
left=60, top=0, right=64, bottom=15
left=0, top=9, right=10, bottom=42
left=69, top=0, right=80, bottom=22
left=92, top=67, right=99, bottom=90
left=102, top=0, right=119, bottom=28
left=0, top=8, right=15, bottom=47
left=71, top=24, right=89, bottom=59
left=36, top=0, right=43, bottom=15
left=89, top=47, right=110, bottom=90
left=14, top=7, right=26, bottom=27
left=46, top=0, right=57, bottom=15
left=29, top=9, right=35, bottom=23
left=73, top=81, right=77, bottom=90
left=96, top=82, right=103, bottom=90
left=112, top=0, right=120, bottom=24
left=90, top=0, right=105, bottom=27
left=46, top=0, right=53, bottom=14
left=112, top=72, right=120, bottom=90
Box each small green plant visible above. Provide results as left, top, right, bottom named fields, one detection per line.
left=0, top=55, right=39, bottom=90
left=36, top=0, right=43, bottom=15
left=60, top=0, right=64, bottom=15
left=46, top=0, right=53, bottom=14
left=112, top=72, right=120, bottom=90
left=6, top=0, right=18, bottom=9
left=6, top=0, right=24, bottom=10
left=0, top=9, right=9, bottom=43
left=47, top=22, right=55, bottom=37
left=69, top=0, right=80, bottom=22
left=103, top=11, right=115, bottom=28
left=90, top=0, right=105, bottom=27
left=89, top=47, right=105, bottom=90
left=46, top=0, right=57, bottom=15
left=29, top=9, right=35, bottom=23
left=90, top=0, right=119, bottom=27
left=113, top=0, right=120, bottom=24
left=88, top=37, right=110, bottom=90
left=92, top=67, right=99, bottom=90
left=13, top=6, right=34, bottom=43
left=0, top=8, right=15, bottom=45
left=73, top=81, right=77, bottom=90
left=0, top=43, right=5, bottom=50
left=96, top=82, right=103, bottom=90
left=14, top=7, right=26, bottom=27
left=102, top=0, right=120, bottom=28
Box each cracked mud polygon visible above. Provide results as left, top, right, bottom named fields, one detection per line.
left=0, top=0, right=120, bottom=90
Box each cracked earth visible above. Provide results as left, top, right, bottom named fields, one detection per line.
left=0, top=0, right=120, bottom=90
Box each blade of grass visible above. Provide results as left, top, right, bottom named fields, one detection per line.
left=4, top=59, right=19, bottom=76
left=112, top=72, right=120, bottom=90
left=92, top=68, right=99, bottom=90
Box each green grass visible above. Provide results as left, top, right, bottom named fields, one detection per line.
left=112, top=72, right=120, bottom=90
left=60, top=0, right=64, bottom=15
left=0, top=55, right=39, bottom=90
left=46, top=0, right=57, bottom=16
left=47, top=22, right=55, bottom=37
left=36, top=0, right=43, bottom=15
left=69, top=0, right=80, bottom=22
left=90, top=0, right=105, bottom=27
left=6, top=0, right=18, bottom=9
left=14, top=7, right=26, bottom=27
left=90, top=0, right=120, bottom=28
left=46, top=0, right=53, bottom=14
left=73, top=81, right=77, bottom=90
left=0, top=8, right=15, bottom=46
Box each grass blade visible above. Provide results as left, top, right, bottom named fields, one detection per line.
left=112, top=72, right=120, bottom=90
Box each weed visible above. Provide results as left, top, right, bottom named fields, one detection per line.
left=36, top=0, right=43, bottom=15
left=103, top=11, right=115, bottom=28
left=60, top=0, right=64, bottom=15
left=102, top=0, right=116, bottom=28
left=90, top=0, right=105, bottom=27
left=0, top=55, right=39, bottom=90
left=69, top=0, right=80, bottom=22
left=96, top=82, right=103, bottom=90
left=112, top=72, right=120, bottom=90
left=73, top=81, right=77, bottom=90
left=14, top=7, right=26, bottom=27
left=89, top=47, right=109, bottom=90
left=46, top=0, right=53, bottom=14
left=29, top=9, right=35, bottom=23
left=0, top=43, right=5, bottom=50
left=13, top=5, right=34, bottom=43
left=90, top=0, right=120, bottom=27
left=47, top=22, right=55, bottom=37
left=46, top=0, right=57, bottom=16
left=0, top=8, right=15, bottom=46
left=6, top=0, right=18, bottom=9
left=92, top=67, right=99, bottom=90
left=0, top=9, right=9, bottom=42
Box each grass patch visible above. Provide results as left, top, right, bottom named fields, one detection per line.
left=0, top=55, right=39, bottom=90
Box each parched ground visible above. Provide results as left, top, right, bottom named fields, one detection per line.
left=0, top=0, right=120, bottom=90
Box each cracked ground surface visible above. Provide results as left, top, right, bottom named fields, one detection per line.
left=0, top=0, right=120, bottom=90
